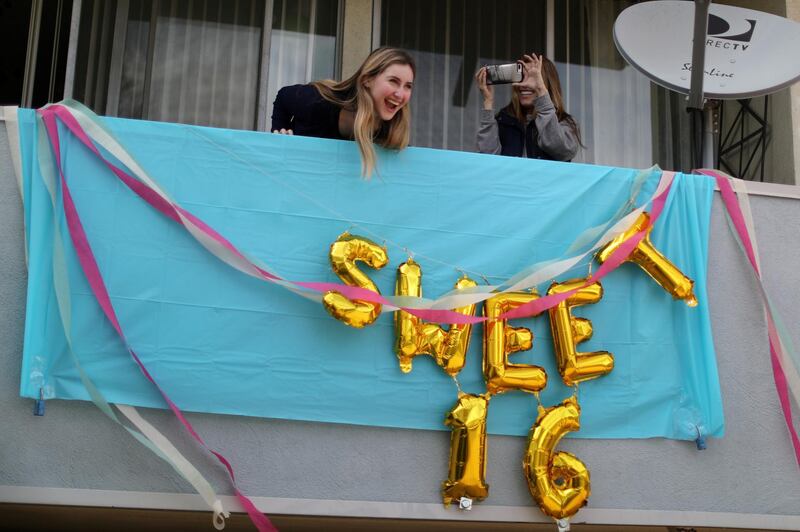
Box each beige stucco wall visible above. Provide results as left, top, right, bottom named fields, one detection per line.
left=788, top=0, right=800, bottom=185
left=340, top=0, right=374, bottom=79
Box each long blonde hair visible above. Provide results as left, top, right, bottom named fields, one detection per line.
left=506, top=56, right=583, bottom=147
left=312, top=47, right=415, bottom=177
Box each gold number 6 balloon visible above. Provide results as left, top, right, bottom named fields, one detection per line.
left=523, top=396, right=590, bottom=522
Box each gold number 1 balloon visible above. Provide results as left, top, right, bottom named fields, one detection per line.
left=523, top=396, right=590, bottom=521
left=394, top=259, right=478, bottom=376
left=322, top=233, right=388, bottom=327
left=442, top=393, right=490, bottom=506
left=596, top=212, right=697, bottom=306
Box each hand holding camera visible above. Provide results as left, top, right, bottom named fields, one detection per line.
left=517, top=54, right=547, bottom=98
left=474, top=68, right=495, bottom=110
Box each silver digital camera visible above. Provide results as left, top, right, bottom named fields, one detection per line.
left=485, top=63, right=523, bottom=85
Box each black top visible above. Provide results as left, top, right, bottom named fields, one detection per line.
left=271, top=84, right=347, bottom=140
left=495, top=108, right=551, bottom=160
left=476, top=94, right=579, bottom=161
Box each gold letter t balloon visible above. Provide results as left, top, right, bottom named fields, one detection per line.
left=596, top=212, right=697, bottom=306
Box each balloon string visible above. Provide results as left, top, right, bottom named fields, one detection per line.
left=451, top=375, right=463, bottom=395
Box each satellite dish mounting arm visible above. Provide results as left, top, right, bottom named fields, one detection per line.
left=689, top=0, right=712, bottom=169
left=688, top=0, right=711, bottom=110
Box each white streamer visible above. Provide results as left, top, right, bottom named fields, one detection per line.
left=3, top=106, right=28, bottom=264
left=57, top=101, right=672, bottom=313
left=35, top=109, right=229, bottom=526
left=713, top=170, right=800, bottom=410
left=116, top=405, right=229, bottom=529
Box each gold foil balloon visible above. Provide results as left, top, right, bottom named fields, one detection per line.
left=322, top=233, right=388, bottom=327
left=596, top=212, right=697, bottom=307
left=442, top=393, right=490, bottom=506
left=523, top=396, right=590, bottom=521
left=394, top=259, right=478, bottom=376
left=547, top=278, right=614, bottom=386
left=483, top=292, right=547, bottom=396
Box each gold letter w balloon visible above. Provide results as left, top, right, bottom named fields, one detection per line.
left=394, top=259, right=478, bottom=375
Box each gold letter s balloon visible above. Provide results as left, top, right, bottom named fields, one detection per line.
left=322, top=233, right=388, bottom=328
left=523, top=397, right=590, bottom=521
left=442, top=393, right=490, bottom=506
left=394, top=259, right=478, bottom=376
left=596, top=212, right=697, bottom=306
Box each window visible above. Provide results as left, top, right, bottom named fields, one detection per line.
left=381, top=0, right=547, bottom=152
left=266, top=0, right=340, bottom=126
left=71, top=0, right=340, bottom=131
left=380, top=0, right=691, bottom=170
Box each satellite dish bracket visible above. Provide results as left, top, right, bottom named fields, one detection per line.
left=687, top=0, right=711, bottom=111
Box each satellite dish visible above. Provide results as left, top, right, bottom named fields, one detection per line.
left=614, top=1, right=800, bottom=99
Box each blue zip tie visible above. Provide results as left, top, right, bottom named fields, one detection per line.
left=695, top=435, right=706, bottom=450
left=693, top=425, right=706, bottom=450
left=33, top=388, right=45, bottom=417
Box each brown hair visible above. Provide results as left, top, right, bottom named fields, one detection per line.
left=312, top=47, right=416, bottom=177
left=505, top=56, right=583, bottom=147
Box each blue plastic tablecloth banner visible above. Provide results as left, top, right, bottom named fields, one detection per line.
left=16, top=108, right=723, bottom=440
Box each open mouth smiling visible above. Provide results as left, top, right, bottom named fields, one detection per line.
left=385, top=98, right=402, bottom=112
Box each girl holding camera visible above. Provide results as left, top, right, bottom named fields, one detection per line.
left=271, top=47, right=415, bottom=177
left=475, top=54, right=581, bottom=161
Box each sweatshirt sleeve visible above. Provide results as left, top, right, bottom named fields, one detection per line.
left=270, top=85, right=297, bottom=132
left=476, top=109, right=502, bottom=155
left=533, top=94, right=579, bottom=161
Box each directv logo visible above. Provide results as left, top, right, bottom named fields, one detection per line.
left=706, top=13, right=756, bottom=51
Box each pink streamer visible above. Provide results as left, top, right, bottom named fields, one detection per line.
left=293, top=281, right=486, bottom=324
left=38, top=102, right=686, bottom=527
left=501, top=173, right=674, bottom=320
left=50, top=106, right=279, bottom=282
left=697, top=168, right=800, bottom=468
left=39, top=108, right=278, bottom=532
left=43, top=104, right=670, bottom=327
left=46, top=105, right=476, bottom=321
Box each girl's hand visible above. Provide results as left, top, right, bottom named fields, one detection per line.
left=272, top=128, right=294, bottom=135
left=475, top=67, right=494, bottom=110
left=515, top=54, right=547, bottom=98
